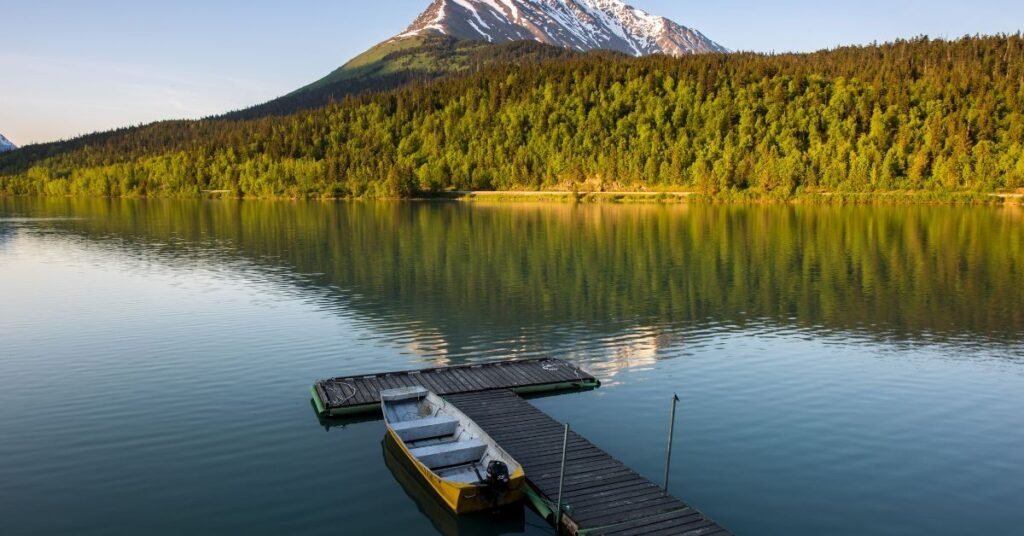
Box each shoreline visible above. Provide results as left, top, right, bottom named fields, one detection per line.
left=416, top=190, right=1022, bottom=205
left=2, top=190, right=1021, bottom=205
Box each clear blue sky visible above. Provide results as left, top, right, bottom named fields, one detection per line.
left=3, top=0, right=1022, bottom=145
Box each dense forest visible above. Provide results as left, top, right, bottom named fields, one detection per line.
left=2, top=34, right=1023, bottom=199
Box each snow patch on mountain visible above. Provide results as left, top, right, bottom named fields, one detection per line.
left=0, top=134, right=17, bottom=153
left=398, top=0, right=726, bottom=56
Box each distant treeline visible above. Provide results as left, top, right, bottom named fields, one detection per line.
left=2, top=34, right=1023, bottom=199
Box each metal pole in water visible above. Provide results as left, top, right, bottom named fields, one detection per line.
left=664, top=393, right=680, bottom=495
left=555, top=422, right=570, bottom=533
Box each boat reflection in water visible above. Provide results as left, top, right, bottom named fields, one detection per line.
left=382, top=434, right=527, bottom=536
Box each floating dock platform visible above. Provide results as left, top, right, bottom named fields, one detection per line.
left=311, top=357, right=600, bottom=416
left=311, top=358, right=729, bottom=535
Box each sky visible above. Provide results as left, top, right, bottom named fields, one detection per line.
left=2, top=0, right=1022, bottom=145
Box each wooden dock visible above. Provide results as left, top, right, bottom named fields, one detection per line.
left=312, top=358, right=600, bottom=416
left=446, top=390, right=729, bottom=536
left=311, top=358, right=729, bottom=535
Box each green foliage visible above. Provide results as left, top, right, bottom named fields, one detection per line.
left=3, top=34, right=1024, bottom=199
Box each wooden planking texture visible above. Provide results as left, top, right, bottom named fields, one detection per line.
left=316, top=358, right=596, bottom=412
left=446, top=390, right=731, bottom=536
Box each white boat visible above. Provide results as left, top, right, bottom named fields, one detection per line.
left=380, top=386, right=526, bottom=513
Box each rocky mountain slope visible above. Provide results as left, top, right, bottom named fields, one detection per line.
left=0, top=134, right=16, bottom=153
left=239, top=0, right=724, bottom=117
left=399, top=0, right=726, bottom=56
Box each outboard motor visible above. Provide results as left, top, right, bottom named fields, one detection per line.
left=485, top=461, right=511, bottom=491
left=478, top=461, right=512, bottom=508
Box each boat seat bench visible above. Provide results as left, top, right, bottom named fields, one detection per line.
left=410, top=440, right=487, bottom=469
left=391, top=416, right=460, bottom=442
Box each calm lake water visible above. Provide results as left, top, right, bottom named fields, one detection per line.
left=1, top=198, right=1022, bottom=535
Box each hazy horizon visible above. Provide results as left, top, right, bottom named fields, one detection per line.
left=3, top=0, right=1022, bottom=145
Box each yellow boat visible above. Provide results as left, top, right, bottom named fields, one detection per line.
left=381, top=435, right=527, bottom=536
left=380, top=386, right=526, bottom=514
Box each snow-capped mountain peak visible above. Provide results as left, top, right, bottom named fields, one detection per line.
left=0, top=134, right=17, bottom=153
left=398, top=0, right=726, bottom=56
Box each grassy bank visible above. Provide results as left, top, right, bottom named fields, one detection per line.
left=421, top=189, right=1019, bottom=205
left=2, top=189, right=1020, bottom=205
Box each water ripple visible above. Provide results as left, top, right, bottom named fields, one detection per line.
left=1, top=202, right=1023, bottom=535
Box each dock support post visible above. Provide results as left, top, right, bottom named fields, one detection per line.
left=663, top=393, right=680, bottom=495
left=555, top=422, right=570, bottom=533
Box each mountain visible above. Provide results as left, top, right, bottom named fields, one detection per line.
left=235, top=0, right=723, bottom=118
left=4, top=35, right=1024, bottom=200
left=229, top=36, right=578, bottom=119
left=0, top=134, right=16, bottom=153
left=399, top=0, right=727, bottom=56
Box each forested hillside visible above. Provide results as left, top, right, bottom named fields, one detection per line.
left=228, top=36, right=578, bottom=119
left=2, top=35, right=1023, bottom=199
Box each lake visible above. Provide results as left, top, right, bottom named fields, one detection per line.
left=1, top=198, right=1022, bottom=535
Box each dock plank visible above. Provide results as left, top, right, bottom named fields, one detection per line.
left=477, top=364, right=512, bottom=388
left=379, top=374, right=401, bottom=391
left=414, top=371, right=446, bottom=393
left=454, top=368, right=480, bottom=389
left=576, top=498, right=687, bottom=526
left=350, top=377, right=374, bottom=404
left=456, top=367, right=491, bottom=391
